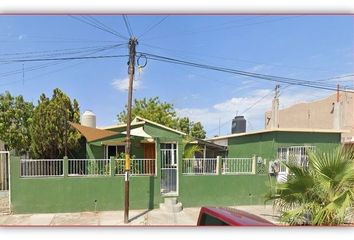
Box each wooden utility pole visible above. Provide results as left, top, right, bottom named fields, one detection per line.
left=124, top=37, right=138, bottom=224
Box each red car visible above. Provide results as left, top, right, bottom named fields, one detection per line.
left=197, top=207, right=275, bottom=226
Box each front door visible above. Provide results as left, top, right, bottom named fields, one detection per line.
left=160, top=143, right=178, bottom=195
left=143, top=143, right=156, bottom=175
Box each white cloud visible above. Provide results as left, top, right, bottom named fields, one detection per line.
left=18, top=34, right=26, bottom=40
left=176, top=87, right=332, bottom=138
left=111, top=77, right=142, bottom=92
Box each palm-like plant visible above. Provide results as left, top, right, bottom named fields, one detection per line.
left=267, top=146, right=354, bottom=225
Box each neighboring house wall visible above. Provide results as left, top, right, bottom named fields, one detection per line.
left=227, top=131, right=341, bottom=161
left=265, top=93, right=354, bottom=142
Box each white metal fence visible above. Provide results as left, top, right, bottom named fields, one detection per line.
left=20, top=159, right=64, bottom=177
left=182, top=158, right=218, bottom=175
left=222, top=158, right=254, bottom=174
left=115, top=159, right=156, bottom=176
left=19, top=158, right=156, bottom=177
left=68, top=159, right=110, bottom=176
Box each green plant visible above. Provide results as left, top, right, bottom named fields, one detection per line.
left=87, top=160, right=110, bottom=176
left=266, top=146, right=354, bottom=225
left=115, top=152, right=139, bottom=174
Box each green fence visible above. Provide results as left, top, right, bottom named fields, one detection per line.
left=10, top=156, right=270, bottom=214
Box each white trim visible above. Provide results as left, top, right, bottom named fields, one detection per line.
left=134, top=116, right=187, bottom=136
left=160, top=142, right=179, bottom=196
left=98, top=121, right=145, bottom=130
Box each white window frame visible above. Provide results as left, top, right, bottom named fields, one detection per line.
left=104, top=144, right=125, bottom=159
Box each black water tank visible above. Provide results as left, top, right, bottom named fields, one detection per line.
left=231, top=116, right=246, bottom=134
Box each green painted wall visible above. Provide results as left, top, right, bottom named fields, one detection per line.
left=179, top=174, right=269, bottom=207
left=11, top=125, right=341, bottom=214
left=10, top=157, right=161, bottom=214
left=227, top=131, right=341, bottom=160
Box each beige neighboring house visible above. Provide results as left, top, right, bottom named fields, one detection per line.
left=265, top=92, right=354, bottom=143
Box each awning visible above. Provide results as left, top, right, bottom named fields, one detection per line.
left=121, top=127, right=152, bottom=138
left=69, top=122, right=119, bottom=142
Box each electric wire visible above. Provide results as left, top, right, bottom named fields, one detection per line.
left=83, top=16, right=129, bottom=40
left=122, top=15, right=134, bottom=38
left=138, top=16, right=169, bottom=39
left=69, top=15, right=128, bottom=40
left=139, top=52, right=354, bottom=93
left=0, top=47, right=126, bottom=87
left=0, top=45, right=126, bottom=82
left=0, top=44, right=125, bottom=78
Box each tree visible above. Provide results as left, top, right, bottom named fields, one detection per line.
left=267, top=146, right=354, bottom=225
left=117, top=96, right=207, bottom=139
left=178, top=117, right=191, bottom=135
left=30, top=88, right=81, bottom=159
left=117, top=97, right=178, bottom=129
left=0, top=91, right=34, bottom=155
left=190, top=122, right=206, bottom=139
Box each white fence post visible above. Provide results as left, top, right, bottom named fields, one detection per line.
left=252, top=155, right=257, bottom=174
left=216, top=156, right=221, bottom=175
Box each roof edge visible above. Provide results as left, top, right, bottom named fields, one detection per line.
left=207, top=128, right=347, bottom=141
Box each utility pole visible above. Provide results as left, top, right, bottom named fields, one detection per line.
left=271, top=85, right=280, bottom=129
left=124, top=37, right=138, bottom=224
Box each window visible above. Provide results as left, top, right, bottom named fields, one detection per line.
left=277, top=146, right=315, bottom=173
left=160, top=143, right=177, bottom=166
left=105, top=145, right=125, bottom=158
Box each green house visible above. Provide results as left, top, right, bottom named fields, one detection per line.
left=208, top=128, right=343, bottom=180
left=8, top=118, right=344, bottom=214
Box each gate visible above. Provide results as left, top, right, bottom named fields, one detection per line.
left=160, top=143, right=178, bottom=195
left=0, top=151, right=10, bottom=214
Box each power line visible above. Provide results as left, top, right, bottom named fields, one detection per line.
left=83, top=16, right=129, bottom=40
left=122, top=15, right=134, bottom=38
left=140, top=43, right=334, bottom=73
left=0, top=44, right=125, bottom=60
left=69, top=15, right=128, bottom=40
left=143, top=16, right=298, bottom=41
left=0, top=44, right=125, bottom=78
left=0, top=54, right=128, bottom=63
left=139, top=52, right=354, bottom=93
left=0, top=47, right=125, bottom=87
left=138, top=16, right=169, bottom=39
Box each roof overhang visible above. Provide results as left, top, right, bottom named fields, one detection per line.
left=189, top=139, right=227, bottom=151
left=70, top=122, right=118, bottom=142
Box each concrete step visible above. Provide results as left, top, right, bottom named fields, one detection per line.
left=159, top=202, right=183, bottom=213
left=164, top=197, right=177, bottom=206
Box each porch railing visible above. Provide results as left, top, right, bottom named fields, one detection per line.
left=68, top=159, right=111, bottom=176
left=182, top=158, right=218, bottom=175
left=221, top=158, right=254, bottom=174
left=20, top=159, right=64, bottom=177
left=115, top=159, right=156, bottom=176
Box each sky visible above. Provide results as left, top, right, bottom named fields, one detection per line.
left=0, top=15, right=353, bottom=137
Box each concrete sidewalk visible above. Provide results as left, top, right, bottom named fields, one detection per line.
left=0, top=205, right=280, bottom=226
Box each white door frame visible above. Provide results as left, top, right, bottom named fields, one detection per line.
left=160, top=142, right=178, bottom=196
